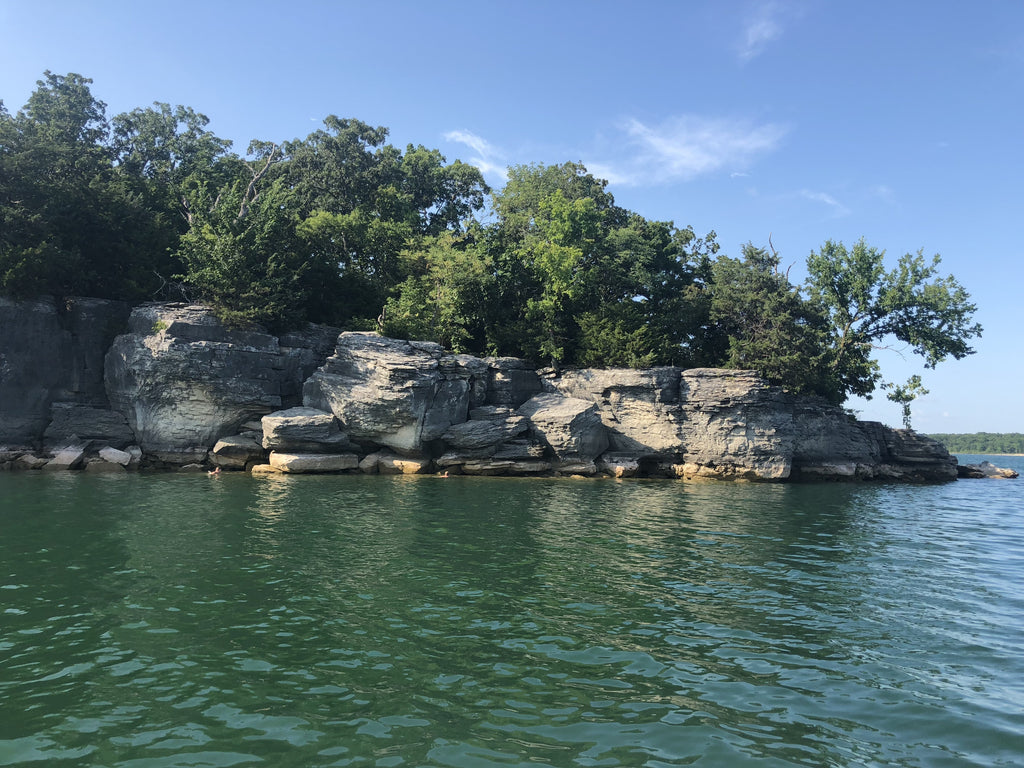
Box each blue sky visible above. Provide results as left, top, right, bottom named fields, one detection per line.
left=3, top=1, right=1022, bottom=433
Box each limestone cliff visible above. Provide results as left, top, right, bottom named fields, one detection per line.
left=0, top=300, right=957, bottom=481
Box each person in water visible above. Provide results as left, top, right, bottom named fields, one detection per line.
left=208, top=466, right=221, bottom=476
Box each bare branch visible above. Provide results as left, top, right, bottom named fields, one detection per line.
left=238, top=144, right=279, bottom=221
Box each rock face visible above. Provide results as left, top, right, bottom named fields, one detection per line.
left=303, top=333, right=488, bottom=454
left=43, top=404, right=135, bottom=450
left=518, top=393, right=609, bottom=466
left=0, top=297, right=959, bottom=481
left=0, top=296, right=130, bottom=447
left=104, top=304, right=337, bottom=463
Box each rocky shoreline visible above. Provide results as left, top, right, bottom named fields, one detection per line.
left=1, top=297, right=962, bottom=481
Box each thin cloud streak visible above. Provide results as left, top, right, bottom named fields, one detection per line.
left=800, top=189, right=851, bottom=216
left=612, top=115, right=787, bottom=184
left=443, top=129, right=508, bottom=182
left=738, top=2, right=785, bottom=61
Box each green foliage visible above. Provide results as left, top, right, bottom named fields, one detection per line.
left=176, top=173, right=309, bottom=330
left=484, top=162, right=715, bottom=368
left=883, top=374, right=929, bottom=429
left=805, top=239, right=982, bottom=400
left=381, top=232, right=493, bottom=352
left=272, top=116, right=488, bottom=325
left=706, top=243, right=832, bottom=396
left=0, top=72, right=163, bottom=299
left=0, top=71, right=983, bottom=405
left=925, top=433, right=1024, bottom=455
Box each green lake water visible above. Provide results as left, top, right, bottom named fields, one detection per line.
left=1, top=456, right=1022, bottom=767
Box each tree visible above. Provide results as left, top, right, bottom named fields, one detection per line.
left=273, top=116, right=488, bottom=324
left=175, top=151, right=311, bottom=330
left=485, top=162, right=715, bottom=368
left=883, top=374, right=929, bottom=429
left=805, top=239, right=982, bottom=401
left=381, top=231, right=493, bottom=352
left=110, top=102, right=240, bottom=286
left=0, top=72, right=164, bottom=299
left=706, top=243, right=831, bottom=395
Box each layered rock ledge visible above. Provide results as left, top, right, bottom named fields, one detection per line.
left=0, top=300, right=960, bottom=481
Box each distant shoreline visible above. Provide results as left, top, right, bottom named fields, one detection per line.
left=955, top=453, right=1024, bottom=457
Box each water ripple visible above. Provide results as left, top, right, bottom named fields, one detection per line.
left=1, top=468, right=1022, bottom=766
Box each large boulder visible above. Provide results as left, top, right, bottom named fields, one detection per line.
left=268, top=452, right=359, bottom=473
left=440, top=406, right=528, bottom=450
left=261, top=407, right=350, bottom=452
left=303, top=333, right=488, bottom=454
left=211, top=435, right=266, bottom=469
left=105, top=304, right=326, bottom=464
left=549, top=368, right=684, bottom=456
left=517, top=393, right=609, bottom=462
left=43, top=446, right=86, bottom=471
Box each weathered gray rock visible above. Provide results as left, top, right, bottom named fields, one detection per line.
left=98, top=446, right=132, bottom=466
left=15, top=453, right=49, bottom=469
left=554, top=460, right=600, bottom=476
left=125, top=445, right=143, bottom=468
left=359, top=451, right=383, bottom=474
left=105, top=304, right=320, bottom=463
left=261, top=407, right=349, bottom=452
left=676, top=369, right=794, bottom=481
left=461, top=458, right=552, bottom=475
left=486, top=357, right=543, bottom=408
left=550, top=368, right=684, bottom=455
left=43, top=404, right=135, bottom=450
left=0, top=296, right=129, bottom=447
left=518, top=393, right=609, bottom=462
left=0, top=302, right=967, bottom=483
left=43, top=446, right=86, bottom=471
left=957, top=460, right=1018, bottom=479
left=303, top=333, right=488, bottom=454
left=211, top=435, right=265, bottom=469
left=268, top=452, right=359, bottom=473
left=441, top=407, right=528, bottom=450
left=790, top=402, right=881, bottom=473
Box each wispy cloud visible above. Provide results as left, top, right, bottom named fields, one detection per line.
left=443, top=129, right=507, bottom=182
left=800, top=189, right=851, bottom=217
left=738, top=2, right=786, bottom=61
left=610, top=115, right=787, bottom=184
left=870, top=184, right=897, bottom=205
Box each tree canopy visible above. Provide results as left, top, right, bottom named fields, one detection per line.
left=0, top=71, right=983, bottom=409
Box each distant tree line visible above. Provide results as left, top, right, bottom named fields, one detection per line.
left=926, top=434, right=1024, bottom=455
left=1, top=72, right=983, bottom=408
